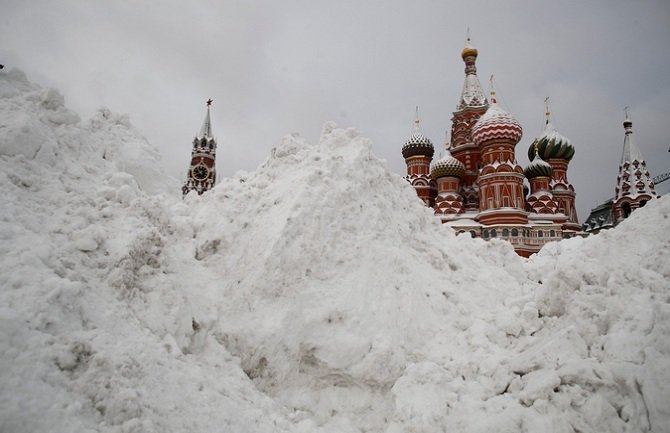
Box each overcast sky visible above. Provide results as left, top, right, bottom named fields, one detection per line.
left=3, top=0, right=670, bottom=221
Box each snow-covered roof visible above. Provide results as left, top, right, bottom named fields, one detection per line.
left=430, top=147, right=465, bottom=179
left=471, top=86, right=522, bottom=145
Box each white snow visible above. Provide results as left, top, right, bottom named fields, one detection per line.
left=1, top=68, right=669, bottom=433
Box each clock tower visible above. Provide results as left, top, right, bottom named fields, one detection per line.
left=182, top=99, right=217, bottom=196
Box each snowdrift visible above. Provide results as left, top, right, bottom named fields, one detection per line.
left=1, top=68, right=669, bottom=433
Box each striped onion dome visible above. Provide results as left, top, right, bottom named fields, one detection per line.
left=524, top=153, right=553, bottom=178
left=528, top=121, right=574, bottom=162
left=430, top=148, right=465, bottom=179
left=402, top=115, right=434, bottom=158
left=471, top=95, right=523, bottom=146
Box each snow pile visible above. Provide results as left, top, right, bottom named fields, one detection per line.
left=0, top=69, right=295, bottom=433
left=188, top=122, right=527, bottom=430
left=1, top=69, right=669, bottom=433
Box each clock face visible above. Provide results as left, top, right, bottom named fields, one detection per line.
left=193, top=165, right=209, bottom=180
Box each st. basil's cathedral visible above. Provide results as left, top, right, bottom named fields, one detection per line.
left=182, top=38, right=664, bottom=257
left=402, top=37, right=580, bottom=257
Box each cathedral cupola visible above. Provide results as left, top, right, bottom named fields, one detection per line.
left=430, top=147, right=465, bottom=180
left=524, top=150, right=553, bottom=179
left=182, top=99, right=217, bottom=196
left=401, top=110, right=434, bottom=159
left=471, top=80, right=523, bottom=147
left=527, top=100, right=574, bottom=162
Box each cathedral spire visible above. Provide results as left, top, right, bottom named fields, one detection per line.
left=457, top=31, right=487, bottom=109
left=612, top=107, right=658, bottom=222
left=620, top=107, right=645, bottom=165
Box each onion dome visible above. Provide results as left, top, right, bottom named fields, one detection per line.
left=461, top=43, right=478, bottom=59
left=401, top=108, right=434, bottom=158
left=471, top=81, right=522, bottom=146
left=431, top=148, right=465, bottom=179
left=524, top=152, right=553, bottom=179
left=527, top=99, right=574, bottom=161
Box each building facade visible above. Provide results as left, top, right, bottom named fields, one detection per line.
left=183, top=100, right=217, bottom=196
left=402, top=39, right=579, bottom=257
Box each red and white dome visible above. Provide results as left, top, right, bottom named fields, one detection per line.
left=471, top=94, right=522, bottom=146
left=472, top=84, right=523, bottom=146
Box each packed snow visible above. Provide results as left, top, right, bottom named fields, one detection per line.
left=1, top=68, right=669, bottom=433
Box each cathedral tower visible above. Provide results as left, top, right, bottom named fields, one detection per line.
left=471, top=82, right=527, bottom=225
left=183, top=100, right=217, bottom=196
left=527, top=99, right=579, bottom=233
left=524, top=147, right=561, bottom=216
left=430, top=145, right=466, bottom=217
left=450, top=35, right=488, bottom=211
left=402, top=108, right=437, bottom=206
left=612, top=108, right=658, bottom=223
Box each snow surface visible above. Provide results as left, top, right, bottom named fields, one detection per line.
left=1, top=68, right=669, bottom=433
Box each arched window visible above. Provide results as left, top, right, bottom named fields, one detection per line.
left=470, top=231, right=476, bottom=238
left=623, top=202, right=632, bottom=218
left=502, top=228, right=509, bottom=237
left=550, top=230, right=556, bottom=237
left=640, top=200, right=647, bottom=208
left=538, top=231, right=544, bottom=238
left=491, top=229, right=497, bottom=238
left=483, top=230, right=489, bottom=238
left=511, top=228, right=518, bottom=237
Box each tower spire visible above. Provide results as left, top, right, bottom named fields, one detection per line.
left=620, top=107, right=643, bottom=164
left=457, top=31, right=487, bottom=109
left=198, top=99, right=213, bottom=139
left=613, top=107, right=658, bottom=222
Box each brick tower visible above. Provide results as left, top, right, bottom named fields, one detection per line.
left=450, top=36, right=488, bottom=211
left=183, top=100, right=217, bottom=196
